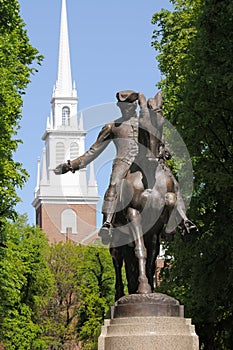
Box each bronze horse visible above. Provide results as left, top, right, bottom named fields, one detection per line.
left=108, top=152, right=198, bottom=301
left=54, top=91, right=198, bottom=301
left=106, top=93, right=198, bottom=301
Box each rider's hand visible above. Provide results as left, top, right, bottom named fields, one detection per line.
left=54, top=161, right=73, bottom=174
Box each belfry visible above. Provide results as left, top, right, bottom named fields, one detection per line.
left=32, top=0, right=99, bottom=244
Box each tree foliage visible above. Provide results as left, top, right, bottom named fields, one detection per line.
left=39, top=242, right=83, bottom=349
left=0, top=216, right=52, bottom=350
left=77, top=246, right=115, bottom=350
left=0, top=0, right=42, bottom=235
left=0, top=231, right=115, bottom=350
left=39, top=243, right=115, bottom=350
left=152, top=1, right=233, bottom=349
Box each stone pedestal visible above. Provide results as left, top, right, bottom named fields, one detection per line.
left=98, top=293, right=199, bottom=350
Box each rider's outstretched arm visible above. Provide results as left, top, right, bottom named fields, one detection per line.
left=54, top=123, right=112, bottom=174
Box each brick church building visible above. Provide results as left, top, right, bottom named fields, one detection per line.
left=32, top=0, right=99, bottom=244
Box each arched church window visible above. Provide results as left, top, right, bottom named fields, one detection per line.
left=61, top=209, right=77, bottom=234
left=62, top=106, right=70, bottom=126
left=70, top=142, right=79, bottom=159
left=56, top=142, right=65, bottom=165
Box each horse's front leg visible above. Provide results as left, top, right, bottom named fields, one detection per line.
left=127, top=207, right=151, bottom=294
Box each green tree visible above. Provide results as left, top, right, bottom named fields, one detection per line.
left=152, top=1, right=233, bottom=349
left=40, top=243, right=115, bottom=350
left=39, top=242, right=83, bottom=349
left=77, top=246, right=115, bottom=350
left=0, top=216, right=52, bottom=350
left=0, top=0, right=42, bottom=238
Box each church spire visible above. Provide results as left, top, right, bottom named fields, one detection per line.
left=54, top=0, right=73, bottom=97
left=33, top=0, right=99, bottom=245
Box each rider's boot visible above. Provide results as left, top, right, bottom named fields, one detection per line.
left=98, top=190, right=118, bottom=245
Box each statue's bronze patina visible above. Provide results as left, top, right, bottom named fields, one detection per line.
left=55, top=90, right=198, bottom=301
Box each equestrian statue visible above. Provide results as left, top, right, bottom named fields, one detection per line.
left=54, top=90, right=198, bottom=301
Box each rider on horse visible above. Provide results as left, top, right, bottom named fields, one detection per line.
left=54, top=90, right=195, bottom=244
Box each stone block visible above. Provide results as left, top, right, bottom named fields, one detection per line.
left=98, top=294, right=199, bottom=350
left=98, top=316, right=199, bottom=350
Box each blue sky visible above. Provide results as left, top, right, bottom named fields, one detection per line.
left=16, top=0, right=173, bottom=225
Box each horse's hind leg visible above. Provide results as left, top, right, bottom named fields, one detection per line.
left=124, top=244, right=139, bottom=295
left=110, top=246, right=125, bottom=301
left=127, top=208, right=151, bottom=294
left=145, top=227, right=161, bottom=291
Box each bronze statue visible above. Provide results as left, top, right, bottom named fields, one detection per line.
left=55, top=90, right=198, bottom=300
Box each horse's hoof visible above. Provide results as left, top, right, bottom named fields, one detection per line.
left=178, top=218, right=199, bottom=238
left=138, top=284, right=152, bottom=294
left=183, top=220, right=199, bottom=235
left=115, top=291, right=125, bottom=302
left=138, top=277, right=152, bottom=294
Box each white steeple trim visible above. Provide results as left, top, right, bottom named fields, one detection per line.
left=41, top=148, right=47, bottom=183
left=52, top=85, right=56, bottom=98
left=88, top=162, right=98, bottom=196
left=34, top=157, right=41, bottom=198
left=72, top=80, right=77, bottom=97
left=50, top=110, right=54, bottom=129
left=79, top=111, right=84, bottom=130
left=46, top=116, right=51, bottom=130
left=54, top=0, right=72, bottom=97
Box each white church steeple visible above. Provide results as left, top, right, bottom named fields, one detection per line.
left=33, top=0, right=99, bottom=244
left=53, top=0, right=76, bottom=98
left=49, top=0, right=78, bottom=130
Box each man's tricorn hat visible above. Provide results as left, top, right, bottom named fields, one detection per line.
left=116, top=90, right=138, bottom=103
